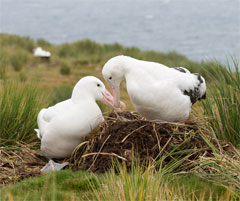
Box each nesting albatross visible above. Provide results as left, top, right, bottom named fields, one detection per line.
left=35, top=76, right=117, bottom=172
left=102, top=55, right=206, bottom=122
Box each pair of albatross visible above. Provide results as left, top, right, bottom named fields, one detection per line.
left=36, top=55, right=206, bottom=172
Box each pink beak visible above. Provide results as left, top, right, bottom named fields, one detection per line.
left=102, top=89, right=116, bottom=108
left=102, top=87, right=126, bottom=111
left=109, top=84, right=120, bottom=108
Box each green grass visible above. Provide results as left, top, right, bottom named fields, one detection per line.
left=201, top=60, right=240, bottom=147
left=91, top=165, right=228, bottom=201
left=0, top=170, right=99, bottom=201
left=10, top=50, right=29, bottom=72
left=49, top=84, right=73, bottom=106
left=59, top=63, right=71, bottom=75
left=0, top=167, right=229, bottom=201
left=198, top=151, right=240, bottom=196
left=0, top=80, right=45, bottom=146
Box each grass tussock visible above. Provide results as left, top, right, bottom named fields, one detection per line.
left=202, top=60, right=240, bottom=147
left=90, top=163, right=229, bottom=201
left=0, top=80, right=45, bottom=146
left=198, top=149, right=240, bottom=196
left=59, top=63, right=71, bottom=75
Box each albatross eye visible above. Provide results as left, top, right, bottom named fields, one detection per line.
left=109, top=76, right=112, bottom=80
left=97, top=84, right=100, bottom=87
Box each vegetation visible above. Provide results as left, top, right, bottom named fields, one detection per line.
left=60, top=63, right=71, bottom=76
left=91, top=164, right=230, bottom=201
left=0, top=170, right=99, bottom=200
left=0, top=33, right=239, bottom=200
left=201, top=60, right=240, bottom=147
left=0, top=168, right=229, bottom=201
left=0, top=81, right=45, bottom=146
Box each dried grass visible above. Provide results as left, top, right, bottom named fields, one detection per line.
left=0, top=142, right=46, bottom=186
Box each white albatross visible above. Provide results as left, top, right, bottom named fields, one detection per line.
left=102, top=55, right=206, bottom=122
left=35, top=76, right=117, bottom=172
left=33, top=47, right=51, bottom=57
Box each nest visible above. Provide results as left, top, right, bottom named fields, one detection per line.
left=69, top=112, right=230, bottom=173
left=0, top=142, right=46, bottom=186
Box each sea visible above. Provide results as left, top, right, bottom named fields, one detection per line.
left=0, top=0, right=240, bottom=64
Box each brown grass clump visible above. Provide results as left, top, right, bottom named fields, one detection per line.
left=69, top=112, right=232, bottom=173
left=0, top=142, right=46, bottom=186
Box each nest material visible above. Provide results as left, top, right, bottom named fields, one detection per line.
left=0, top=142, right=46, bottom=186
left=70, top=112, right=230, bottom=173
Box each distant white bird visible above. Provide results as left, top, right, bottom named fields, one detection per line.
left=102, top=55, right=206, bottom=122
left=33, top=47, right=51, bottom=57
left=35, top=76, right=116, bottom=172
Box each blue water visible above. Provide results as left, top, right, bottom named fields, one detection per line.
left=0, top=0, right=240, bottom=63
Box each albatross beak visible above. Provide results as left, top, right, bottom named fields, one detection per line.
left=109, top=84, right=120, bottom=108
left=102, top=89, right=115, bottom=108
left=102, top=88, right=126, bottom=111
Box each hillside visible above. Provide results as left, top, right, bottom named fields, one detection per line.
left=0, top=34, right=239, bottom=200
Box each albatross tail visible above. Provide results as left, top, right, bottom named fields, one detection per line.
left=35, top=108, right=48, bottom=140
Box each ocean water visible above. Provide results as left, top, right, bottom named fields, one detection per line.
left=0, top=0, right=240, bottom=63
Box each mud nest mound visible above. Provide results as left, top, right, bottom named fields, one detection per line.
left=0, top=142, right=46, bottom=186
left=70, top=112, right=231, bottom=173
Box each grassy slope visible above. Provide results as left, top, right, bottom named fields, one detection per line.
left=0, top=34, right=239, bottom=200
left=0, top=170, right=227, bottom=201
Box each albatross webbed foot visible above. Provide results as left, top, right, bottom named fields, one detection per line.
left=41, top=160, right=69, bottom=173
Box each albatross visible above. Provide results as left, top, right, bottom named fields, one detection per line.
left=35, top=76, right=117, bottom=172
left=102, top=55, right=206, bottom=122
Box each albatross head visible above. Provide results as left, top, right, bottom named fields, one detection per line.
left=72, top=76, right=116, bottom=108
left=102, top=56, right=126, bottom=108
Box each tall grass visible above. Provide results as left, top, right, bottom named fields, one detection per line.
left=10, top=50, right=29, bottom=72
left=198, top=151, right=240, bottom=197
left=201, top=60, right=240, bottom=147
left=49, top=84, right=73, bottom=106
left=0, top=56, right=7, bottom=79
left=0, top=80, right=45, bottom=146
left=90, top=162, right=229, bottom=201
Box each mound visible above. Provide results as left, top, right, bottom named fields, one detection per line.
left=70, top=112, right=224, bottom=173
